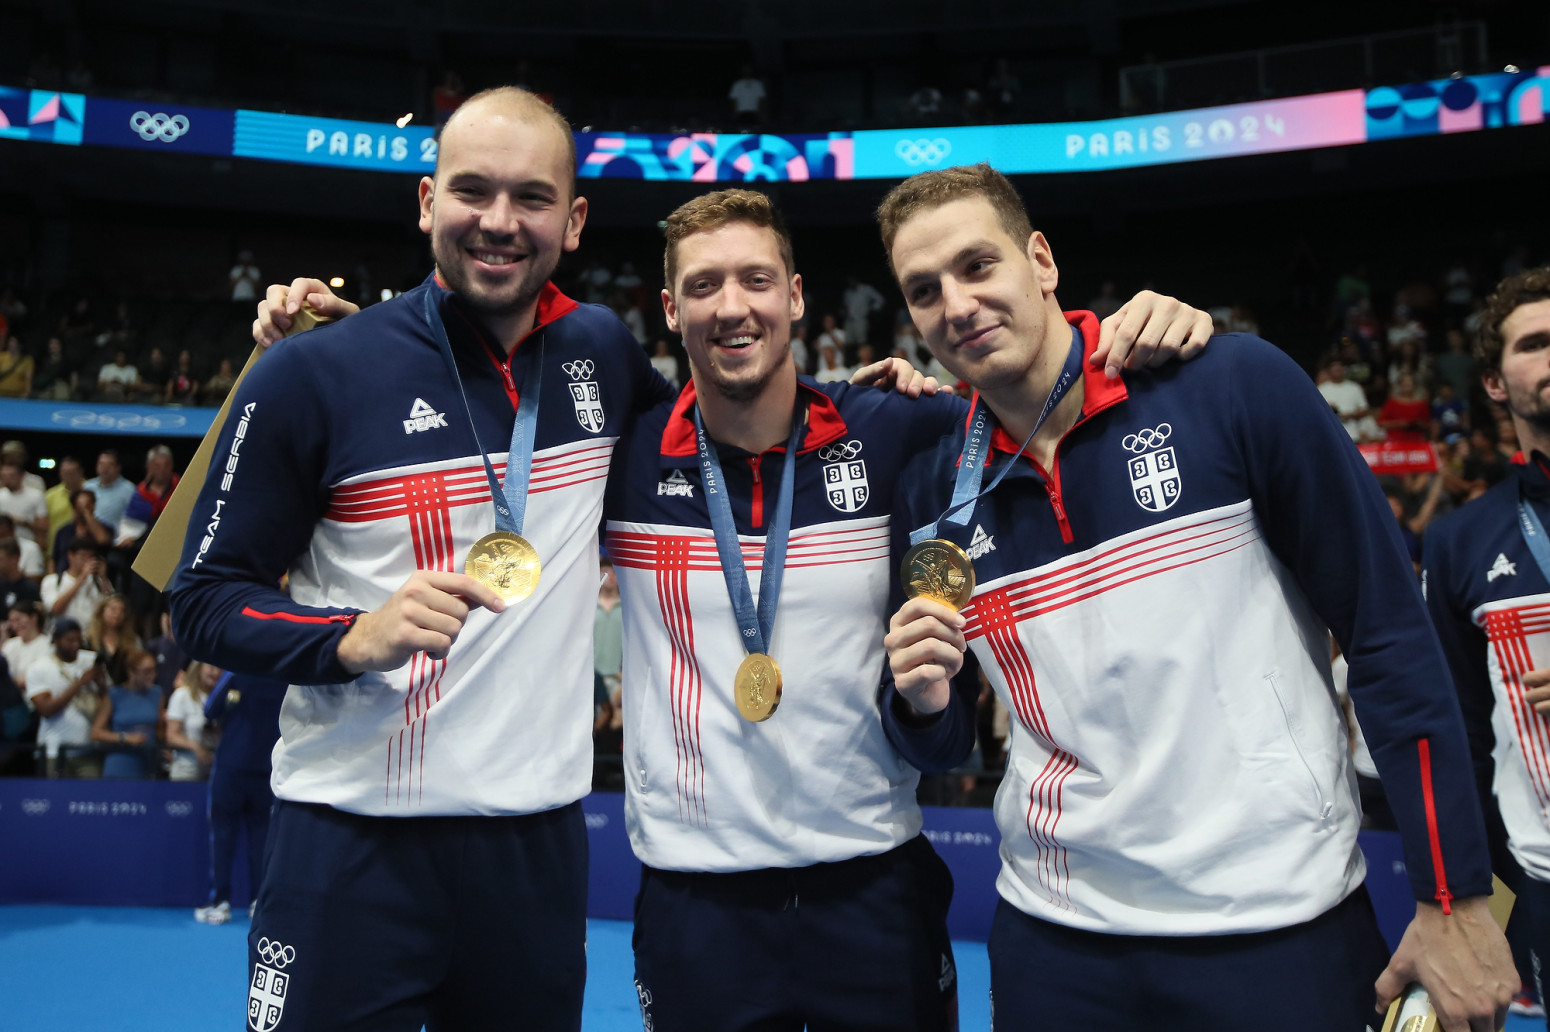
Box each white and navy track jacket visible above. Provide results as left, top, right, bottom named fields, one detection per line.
left=168, top=275, right=673, bottom=817
left=1424, top=454, right=1550, bottom=884
left=604, top=377, right=965, bottom=872
left=888, top=311, right=1490, bottom=935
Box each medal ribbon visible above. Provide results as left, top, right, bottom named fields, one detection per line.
left=1516, top=482, right=1550, bottom=584
left=422, top=288, right=544, bottom=536
left=910, top=323, right=1084, bottom=544
left=694, top=404, right=803, bottom=657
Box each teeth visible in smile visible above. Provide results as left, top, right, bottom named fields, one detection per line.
left=721, top=335, right=756, bottom=347
left=473, top=252, right=519, bottom=265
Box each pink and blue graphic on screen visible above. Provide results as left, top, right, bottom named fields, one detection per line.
left=1366, top=69, right=1548, bottom=138
left=0, top=87, right=84, bottom=144
left=579, top=131, right=853, bottom=181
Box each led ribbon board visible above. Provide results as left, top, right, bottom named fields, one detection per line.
left=2, top=67, right=1545, bottom=179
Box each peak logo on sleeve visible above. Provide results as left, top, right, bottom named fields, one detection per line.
left=1487, top=553, right=1517, bottom=582
left=403, top=398, right=448, bottom=435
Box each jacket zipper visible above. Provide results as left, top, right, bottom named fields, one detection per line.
left=749, top=456, right=764, bottom=529
left=1417, top=737, right=1453, bottom=914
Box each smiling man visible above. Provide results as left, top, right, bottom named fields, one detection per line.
left=1424, top=267, right=1550, bottom=1028
left=169, top=87, right=676, bottom=1031
left=877, top=164, right=1515, bottom=1031
left=603, top=189, right=1213, bottom=1031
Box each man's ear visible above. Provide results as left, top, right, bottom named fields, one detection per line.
left=661, top=288, right=680, bottom=335
left=1482, top=370, right=1508, bottom=405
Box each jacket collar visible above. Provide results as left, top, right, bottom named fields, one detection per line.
left=1515, top=450, right=1550, bottom=501
left=659, top=376, right=849, bottom=465
left=427, top=272, right=579, bottom=353
left=970, top=309, right=1127, bottom=458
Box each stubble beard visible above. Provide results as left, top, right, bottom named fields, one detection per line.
left=431, top=230, right=555, bottom=321
left=706, top=339, right=792, bottom=404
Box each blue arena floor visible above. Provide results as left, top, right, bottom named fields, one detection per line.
left=0, top=905, right=993, bottom=1031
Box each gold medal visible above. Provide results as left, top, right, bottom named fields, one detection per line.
left=901, top=539, right=976, bottom=611
left=285, top=302, right=330, bottom=337
left=464, top=531, right=542, bottom=603
left=734, top=653, right=782, bottom=722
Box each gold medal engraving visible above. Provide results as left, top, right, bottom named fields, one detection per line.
left=464, top=531, right=541, bottom=603
left=734, top=653, right=782, bottom=722
left=901, top=539, right=975, bottom=611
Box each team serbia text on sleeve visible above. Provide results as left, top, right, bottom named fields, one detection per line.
left=887, top=318, right=1491, bottom=934
left=167, top=274, right=673, bottom=817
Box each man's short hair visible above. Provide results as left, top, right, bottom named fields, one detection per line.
left=0, top=538, right=19, bottom=561
left=9, top=599, right=42, bottom=623
left=875, top=162, right=1035, bottom=272
left=52, top=617, right=81, bottom=641
left=145, top=444, right=174, bottom=465
left=1477, top=266, right=1550, bottom=372
left=661, top=188, right=795, bottom=294
left=436, top=86, right=577, bottom=198
left=69, top=488, right=93, bottom=508
left=67, top=536, right=98, bottom=555
left=98, top=449, right=119, bottom=465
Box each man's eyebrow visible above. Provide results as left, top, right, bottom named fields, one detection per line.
left=1512, top=330, right=1550, bottom=351
left=900, top=241, right=999, bottom=289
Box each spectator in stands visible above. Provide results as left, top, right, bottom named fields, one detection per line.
left=96, top=349, right=138, bottom=402
left=432, top=71, right=466, bottom=129
left=1433, top=381, right=1469, bottom=439
left=815, top=340, right=852, bottom=383
left=85, top=450, right=134, bottom=535
left=196, top=671, right=286, bottom=925
left=3, top=440, right=44, bottom=494
left=0, top=517, right=44, bottom=582
left=1437, top=328, right=1474, bottom=399
left=32, top=337, right=75, bottom=400
left=135, top=346, right=171, bottom=402
left=1378, top=371, right=1432, bottom=441
left=908, top=85, right=944, bottom=121
left=165, top=660, right=218, bottom=781
left=90, top=647, right=161, bottom=779
left=163, top=350, right=198, bottom=404
left=1459, top=424, right=1510, bottom=500
left=199, top=358, right=237, bottom=406
left=0, top=335, right=33, bottom=398
left=0, top=288, right=27, bottom=332
left=1318, top=356, right=1381, bottom=442
left=0, top=652, right=31, bottom=754
left=1388, top=338, right=1431, bottom=392
left=3, top=601, right=50, bottom=691
left=1442, top=258, right=1475, bottom=322
left=118, top=444, right=178, bottom=546
left=649, top=338, right=680, bottom=389
left=44, top=455, right=84, bottom=555
left=0, top=460, right=47, bottom=546
left=614, top=262, right=645, bottom=307
left=44, top=538, right=108, bottom=628
left=146, top=611, right=187, bottom=701
left=612, top=292, right=647, bottom=344
left=98, top=301, right=138, bottom=353
left=0, top=539, right=41, bottom=613
left=86, top=593, right=140, bottom=686
left=842, top=276, right=885, bottom=347
left=52, top=490, right=110, bottom=575
left=26, top=618, right=103, bottom=777
left=229, top=251, right=261, bottom=304
left=57, top=297, right=95, bottom=351
left=729, top=63, right=767, bottom=125
left=814, top=312, right=845, bottom=364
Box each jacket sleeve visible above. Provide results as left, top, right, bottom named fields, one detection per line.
left=1232, top=338, right=1492, bottom=906
left=878, top=446, right=979, bottom=772
left=167, top=341, right=361, bottom=684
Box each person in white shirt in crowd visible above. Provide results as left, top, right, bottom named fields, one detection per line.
left=43, top=538, right=108, bottom=629
left=815, top=311, right=846, bottom=362
left=1318, top=356, right=1383, bottom=442
left=3, top=601, right=51, bottom=690
left=649, top=338, right=681, bottom=389
left=814, top=340, right=853, bottom=383
left=25, top=617, right=103, bottom=777
left=0, top=516, right=44, bottom=582
left=2, top=441, right=46, bottom=495
left=229, top=250, right=261, bottom=303
left=96, top=349, right=139, bottom=401
left=841, top=275, right=885, bottom=346
left=729, top=63, right=766, bottom=124
left=166, top=660, right=220, bottom=781
left=84, top=449, right=134, bottom=535
left=0, top=460, right=47, bottom=547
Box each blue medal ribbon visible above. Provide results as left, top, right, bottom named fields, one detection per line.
left=911, top=322, right=1085, bottom=545
left=422, top=288, right=544, bottom=536
left=1516, top=483, right=1550, bottom=583
left=694, top=404, right=803, bottom=657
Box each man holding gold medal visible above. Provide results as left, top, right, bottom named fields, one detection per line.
left=213, top=91, right=1208, bottom=1027
left=877, top=163, right=1516, bottom=1030
left=168, top=88, right=679, bottom=1030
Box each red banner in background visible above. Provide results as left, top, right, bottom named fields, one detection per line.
left=1359, top=441, right=1439, bottom=475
